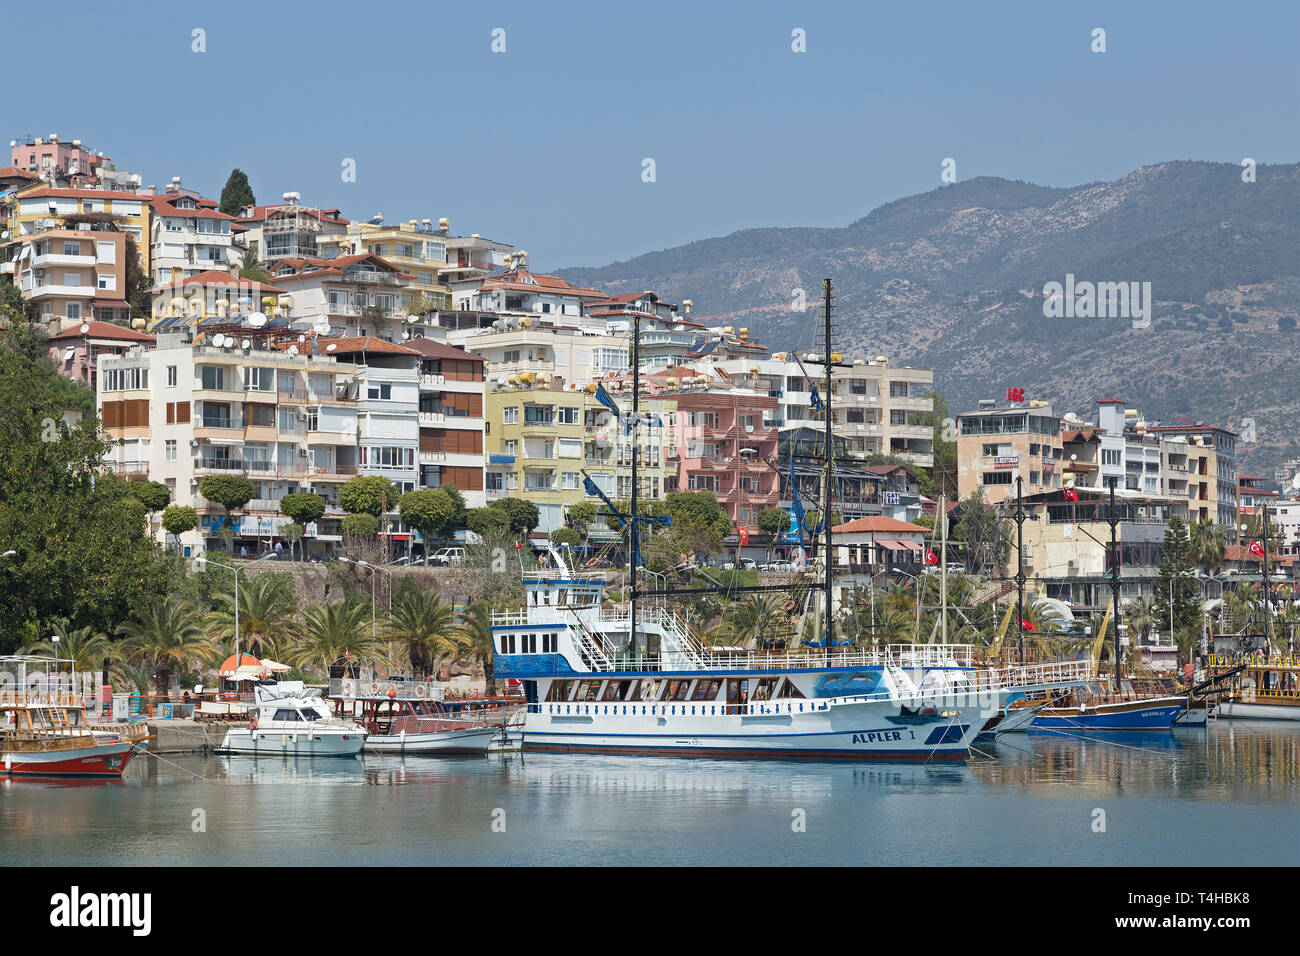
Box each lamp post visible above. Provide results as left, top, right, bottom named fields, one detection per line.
left=340, top=557, right=398, bottom=670
left=196, top=551, right=276, bottom=686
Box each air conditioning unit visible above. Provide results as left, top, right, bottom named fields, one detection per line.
left=298, top=448, right=309, bottom=457
left=1067, top=560, right=1078, bottom=574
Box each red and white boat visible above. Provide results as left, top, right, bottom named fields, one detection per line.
left=1, top=656, right=147, bottom=779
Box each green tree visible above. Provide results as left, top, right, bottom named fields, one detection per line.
left=341, top=512, right=379, bottom=541
left=292, top=598, right=377, bottom=677
left=279, top=492, right=325, bottom=559
left=22, top=622, right=112, bottom=675
left=399, top=487, right=458, bottom=560
left=198, top=475, right=254, bottom=552
left=385, top=579, right=458, bottom=678
left=466, top=506, right=512, bottom=540
left=455, top=600, right=498, bottom=695
left=206, top=572, right=300, bottom=660
left=567, top=501, right=597, bottom=531
left=0, top=324, right=183, bottom=651
left=238, top=246, right=271, bottom=285
left=279, top=522, right=304, bottom=559
left=490, top=497, right=540, bottom=538
left=550, top=527, right=581, bottom=548
left=1154, top=516, right=1201, bottom=645
left=219, top=169, right=256, bottom=217
left=339, top=474, right=398, bottom=517
left=117, top=598, right=216, bottom=696
left=757, top=506, right=790, bottom=538
left=660, top=490, right=731, bottom=559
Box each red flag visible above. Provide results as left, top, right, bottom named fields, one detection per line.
left=924, top=548, right=938, bottom=566
left=515, top=540, right=523, bottom=551
left=738, top=527, right=749, bottom=546
left=1249, top=540, right=1265, bottom=557
left=1019, top=618, right=1035, bottom=632
left=1063, top=488, right=1078, bottom=501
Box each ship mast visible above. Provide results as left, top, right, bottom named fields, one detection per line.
left=823, top=280, right=833, bottom=648
left=630, top=312, right=641, bottom=656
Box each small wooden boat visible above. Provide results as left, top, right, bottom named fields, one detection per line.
left=1210, top=653, right=1300, bottom=721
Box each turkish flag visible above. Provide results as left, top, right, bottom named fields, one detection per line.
left=1019, top=618, right=1036, bottom=632
left=1063, top=488, right=1078, bottom=501
left=1249, top=540, right=1265, bottom=557
left=515, top=540, right=523, bottom=551
left=738, top=527, right=749, bottom=546
left=924, top=549, right=938, bottom=565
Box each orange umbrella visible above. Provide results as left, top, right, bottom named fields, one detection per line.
left=218, top=652, right=262, bottom=676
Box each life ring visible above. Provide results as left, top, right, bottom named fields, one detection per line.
left=414, top=684, right=427, bottom=699
left=369, top=682, right=382, bottom=696
left=249, top=716, right=258, bottom=730
left=781, top=600, right=796, bottom=613
left=341, top=678, right=356, bottom=697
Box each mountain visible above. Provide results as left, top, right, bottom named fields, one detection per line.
left=560, top=161, right=1300, bottom=479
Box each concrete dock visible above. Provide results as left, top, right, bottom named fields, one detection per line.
left=142, top=719, right=246, bottom=753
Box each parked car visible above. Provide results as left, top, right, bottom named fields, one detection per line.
left=760, top=560, right=793, bottom=572
left=722, top=558, right=758, bottom=571
left=429, top=547, right=465, bottom=567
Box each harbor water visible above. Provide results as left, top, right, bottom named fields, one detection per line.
left=2, top=721, right=1296, bottom=866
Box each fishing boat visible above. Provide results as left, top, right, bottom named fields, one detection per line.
left=494, top=280, right=1093, bottom=761
left=216, top=682, right=366, bottom=756
left=1028, top=679, right=1189, bottom=731
left=0, top=655, right=147, bottom=778
left=329, top=675, right=525, bottom=754
left=1211, top=653, right=1300, bottom=720
left=975, top=694, right=1051, bottom=739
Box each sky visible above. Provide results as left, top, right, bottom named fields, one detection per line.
left=9, top=0, right=1297, bottom=270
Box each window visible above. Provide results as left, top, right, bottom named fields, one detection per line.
left=165, top=440, right=177, bottom=461
left=367, top=383, right=393, bottom=400
left=245, top=366, right=274, bottom=391
left=166, top=365, right=177, bottom=387
left=62, top=241, right=80, bottom=256
left=63, top=272, right=81, bottom=287
left=486, top=472, right=506, bottom=491
left=524, top=405, right=554, bottom=425
left=244, top=404, right=275, bottom=428
left=200, top=366, right=226, bottom=390
left=1102, top=449, right=1122, bottom=466
left=562, top=472, right=579, bottom=490
left=103, top=367, right=149, bottom=391
left=557, top=406, right=579, bottom=425
left=982, top=472, right=1013, bottom=485
left=503, top=406, right=518, bottom=425
left=66, top=302, right=81, bottom=320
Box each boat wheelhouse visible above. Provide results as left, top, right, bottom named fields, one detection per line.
left=217, top=682, right=366, bottom=756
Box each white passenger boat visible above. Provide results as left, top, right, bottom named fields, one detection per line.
left=329, top=675, right=525, bottom=754
left=491, top=570, right=1092, bottom=761
left=217, top=682, right=366, bottom=756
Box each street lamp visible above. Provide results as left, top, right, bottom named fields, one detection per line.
left=195, top=551, right=276, bottom=685
left=339, top=557, right=398, bottom=669
left=1, top=550, right=16, bottom=558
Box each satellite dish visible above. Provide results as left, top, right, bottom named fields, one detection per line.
left=79, top=323, right=90, bottom=334
left=326, top=343, right=337, bottom=352
left=212, top=333, right=226, bottom=347
left=287, top=345, right=299, bottom=356
left=402, top=332, right=410, bottom=340
left=1, top=230, right=9, bottom=240
left=247, top=311, right=267, bottom=328
left=313, top=317, right=330, bottom=335
left=407, top=314, right=419, bottom=324
left=241, top=339, right=251, bottom=350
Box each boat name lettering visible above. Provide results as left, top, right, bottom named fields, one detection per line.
left=852, top=731, right=903, bottom=744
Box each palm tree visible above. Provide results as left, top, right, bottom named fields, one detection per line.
left=1126, top=596, right=1158, bottom=644
left=206, top=573, right=300, bottom=660
left=117, top=599, right=216, bottom=696
left=385, top=580, right=458, bottom=678
left=456, top=600, right=497, bottom=695
left=1189, top=519, right=1227, bottom=576
left=717, top=594, right=784, bottom=649
left=291, top=598, right=376, bottom=678
left=22, top=622, right=112, bottom=673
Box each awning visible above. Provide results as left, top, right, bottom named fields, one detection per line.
left=259, top=659, right=291, bottom=672
left=93, top=298, right=130, bottom=310
left=877, top=539, right=904, bottom=551
left=897, top=540, right=922, bottom=551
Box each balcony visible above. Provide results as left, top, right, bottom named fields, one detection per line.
left=28, top=284, right=95, bottom=299
left=31, top=253, right=97, bottom=268
left=105, top=461, right=149, bottom=477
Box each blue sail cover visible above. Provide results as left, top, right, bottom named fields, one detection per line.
left=594, top=383, right=621, bottom=418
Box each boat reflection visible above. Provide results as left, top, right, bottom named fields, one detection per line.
left=215, top=753, right=366, bottom=784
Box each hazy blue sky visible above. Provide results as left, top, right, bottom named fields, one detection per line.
left=10, top=0, right=1297, bottom=269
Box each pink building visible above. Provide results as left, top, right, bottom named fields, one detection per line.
left=668, top=390, right=780, bottom=529
left=45, top=320, right=155, bottom=391
left=10, top=136, right=109, bottom=186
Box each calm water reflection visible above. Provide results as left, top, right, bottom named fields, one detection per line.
left=2, top=721, right=1295, bottom=866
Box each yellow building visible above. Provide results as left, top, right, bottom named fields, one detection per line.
left=8, top=184, right=152, bottom=276
left=320, top=219, right=455, bottom=312
left=957, top=400, right=1064, bottom=504
left=484, top=380, right=676, bottom=534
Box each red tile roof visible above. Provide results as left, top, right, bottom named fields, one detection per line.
left=149, top=196, right=235, bottom=220
left=15, top=185, right=154, bottom=202
left=0, top=166, right=38, bottom=181
left=237, top=204, right=349, bottom=225
left=402, top=338, right=485, bottom=362
left=477, top=269, right=608, bottom=299
left=832, top=516, right=930, bottom=534
left=281, top=336, right=417, bottom=356
left=1096, top=397, right=1126, bottom=405
left=45, top=321, right=154, bottom=343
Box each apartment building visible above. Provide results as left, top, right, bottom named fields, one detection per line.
left=149, top=187, right=235, bottom=283
left=1146, top=419, right=1238, bottom=530
left=321, top=339, right=421, bottom=496
left=5, top=227, right=132, bottom=325
left=1014, top=488, right=1189, bottom=610
left=46, top=320, right=154, bottom=391
left=710, top=354, right=935, bottom=467
left=404, top=338, right=487, bottom=505
left=6, top=185, right=150, bottom=271
left=666, top=388, right=780, bottom=529
left=956, top=401, right=1064, bottom=503
left=485, top=383, right=593, bottom=532
left=98, top=330, right=362, bottom=555
left=440, top=231, right=518, bottom=288
left=267, top=253, right=414, bottom=339
left=235, top=196, right=349, bottom=264
left=321, top=217, right=472, bottom=312
left=580, top=389, right=678, bottom=507
left=9, top=135, right=110, bottom=186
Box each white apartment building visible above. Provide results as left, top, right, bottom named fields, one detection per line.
left=323, top=339, right=421, bottom=496
left=149, top=187, right=235, bottom=284
left=97, top=332, right=362, bottom=556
